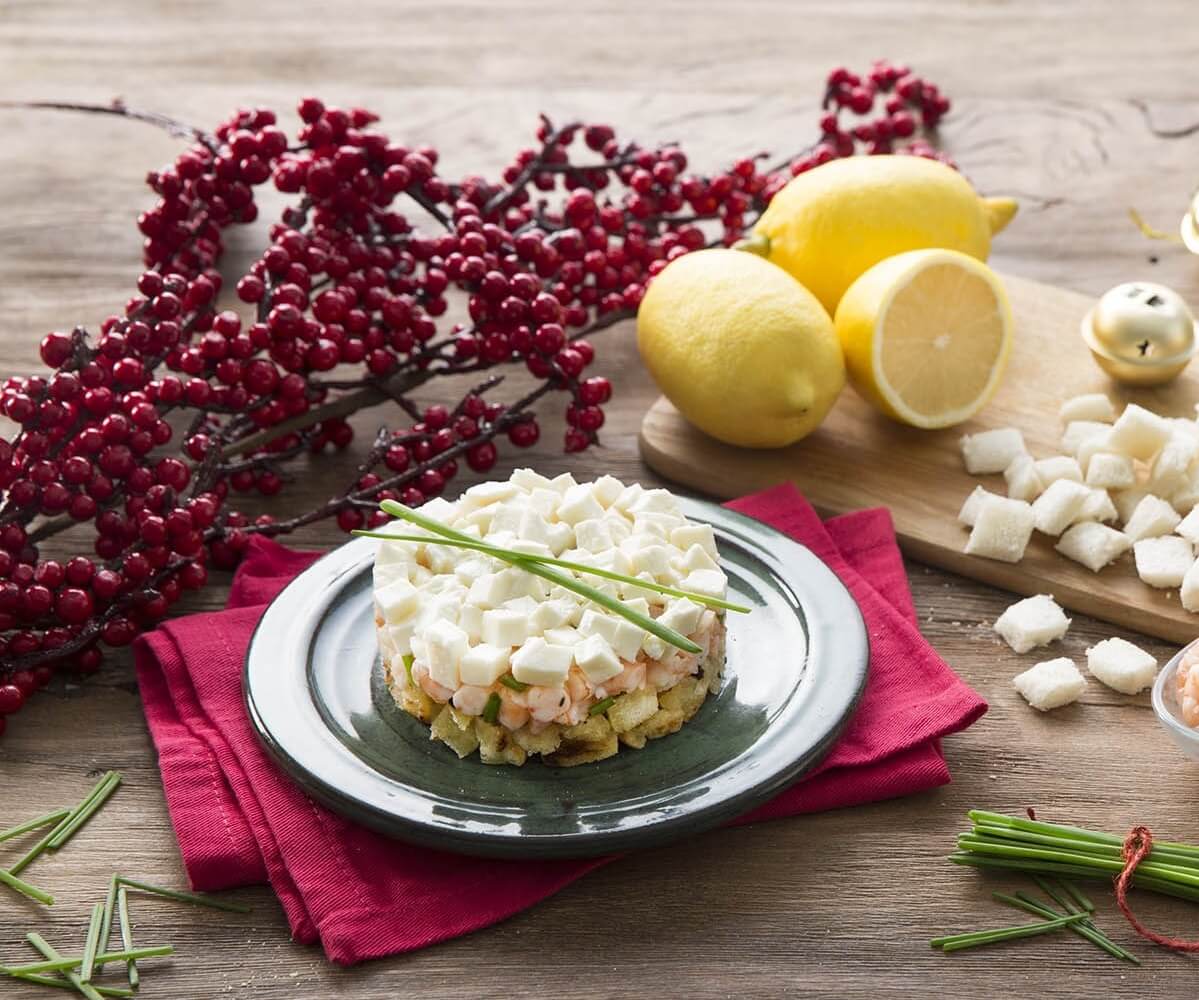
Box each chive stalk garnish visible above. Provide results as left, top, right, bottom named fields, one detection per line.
left=482, top=693, right=501, bottom=724
left=23, top=933, right=103, bottom=1000
left=402, top=653, right=415, bottom=684
left=0, top=866, right=54, bottom=905
left=498, top=674, right=528, bottom=692
left=80, top=902, right=104, bottom=982
left=98, top=874, right=119, bottom=977
left=46, top=771, right=122, bottom=850
left=589, top=696, right=615, bottom=716
left=1, top=944, right=174, bottom=976
left=116, top=887, right=137, bottom=989
left=931, top=912, right=1087, bottom=952
left=0, top=809, right=71, bottom=843
left=372, top=501, right=704, bottom=654
left=1001, top=890, right=1138, bottom=964
left=116, top=876, right=252, bottom=913
left=6, top=972, right=132, bottom=997
left=1062, top=879, right=1095, bottom=913
left=356, top=529, right=751, bottom=614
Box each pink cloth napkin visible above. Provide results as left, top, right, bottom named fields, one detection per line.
left=133, top=483, right=986, bottom=964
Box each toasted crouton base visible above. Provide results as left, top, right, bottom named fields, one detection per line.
left=382, top=621, right=726, bottom=767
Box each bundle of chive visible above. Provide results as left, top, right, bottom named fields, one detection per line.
left=2, top=771, right=250, bottom=996
left=353, top=498, right=752, bottom=658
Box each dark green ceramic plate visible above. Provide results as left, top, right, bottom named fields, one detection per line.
left=244, top=497, right=869, bottom=859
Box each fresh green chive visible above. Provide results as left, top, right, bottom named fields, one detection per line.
left=116, top=887, right=136, bottom=990
left=933, top=912, right=1087, bottom=952
left=356, top=529, right=751, bottom=614
left=46, top=772, right=121, bottom=850
left=22, top=933, right=104, bottom=1000
left=374, top=501, right=703, bottom=654
left=0, top=866, right=54, bottom=905
left=80, top=903, right=104, bottom=982
left=1062, top=879, right=1095, bottom=913
left=402, top=653, right=414, bottom=684
left=498, top=674, right=528, bottom=692
left=2, top=944, right=174, bottom=977
left=5, top=972, right=132, bottom=997
left=116, top=876, right=252, bottom=913
left=589, top=696, right=615, bottom=716
left=97, top=874, right=119, bottom=975
left=482, top=693, right=501, bottom=724
left=996, top=891, right=1138, bottom=964
left=0, top=808, right=71, bottom=843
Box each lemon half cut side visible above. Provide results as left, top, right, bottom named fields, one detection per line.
left=834, top=248, right=1014, bottom=429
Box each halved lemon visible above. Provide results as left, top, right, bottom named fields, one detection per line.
left=833, top=248, right=1013, bottom=428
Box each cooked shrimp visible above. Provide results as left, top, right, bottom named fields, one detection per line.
left=1184, top=664, right=1199, bottom=727
left=497, top=687, right=530, bottom=730
left=451, top=685, right=492, bottom=716
left=411, top=662, right=454, bottom=703
left=595, top=661, right=646, bottom=699
left=526, top=684, right=571, bottom=723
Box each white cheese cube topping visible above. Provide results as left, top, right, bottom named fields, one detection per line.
left=510, top=637, right=574, bottom=687
left=574, top=633, right=623, bottom=684
left=578, top=609, right=645, bottom=662
left=670, top=523, right=718, bottom=558
left=510, top=467, right=553, bottom=491
left=679, top=569, right=728, bottom=600
left=480, top=608, right=528, bottom=647
left=467, top=572, right=513, bottom=609
left=591, top=475, right=625, bottom=507
left=659, top=598, right=704, bottom=636
left=423, top=619, right=468, bottom=690
left=960, top=427, right=1027, bottom=475
left=993, top=594, right=1071, bottom=654
left=557, top=483, right=606, bottom=525
left=458, top=644, right=512, bottom=686
left=1085, top=637, right=1157, bottom=695
left=1013, top=658, right=1087, bottom=711
left=375, top=577, right=419, bottom=624
left=574, top=518, right=614, bottom=554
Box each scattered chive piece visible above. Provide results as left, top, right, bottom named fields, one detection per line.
left=10, top=820, right=72, bottom=877
left=375, top=501, right=703, bottom=654
left=482, top=693, right=501, bottom=724
left=1062, top=878, right=1095, bottom=913
left=97, top=874, right=119, bottom=975
left=998, top=890, right=1137, bottom=964
left=116, top=887, right=137, bottom=990
left=0, top=808, right=71, bottom=843
left=589, top=696, right=615, bottom=716
left=6, top=973, right=132, bottom=997
left=0, top=866, right=54, bottom=905
left=117, top=876, right=252, bottom=913
left=356, top=529, right=751, bottom=614
left=498, top=674, right=528, bottom=692
left=23, top=933, right=104, bottom=1000
left=13, top=772, right=122, bottom=875
left=2, top=944, right=174, bottom=976
left=46, top=772, right=122, bottom=850
left=80, top=902, right=104, bottom=982
left=933, top=912, right=1087, bottom=952
left=402, top=653, right=414, bottom=684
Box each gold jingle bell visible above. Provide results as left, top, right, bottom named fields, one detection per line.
left=1081, top=282, right=1197, bottom=386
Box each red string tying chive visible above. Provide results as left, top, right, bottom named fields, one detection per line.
left=1115, top=825, right=1199, bottom=952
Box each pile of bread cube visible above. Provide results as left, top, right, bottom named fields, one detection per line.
left=995, top=593, right=1159, bottom=711
left=959, top=394, right=1199, bottom=611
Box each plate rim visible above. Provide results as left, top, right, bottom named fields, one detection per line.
left=244, top=497, right=870, bottom=858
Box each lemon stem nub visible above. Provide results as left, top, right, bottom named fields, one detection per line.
left=733, top=233, right=771, bottom=257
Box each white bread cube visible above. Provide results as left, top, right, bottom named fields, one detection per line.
left=1123, top=495, right=1180, bottom=542
left=1169, top=469, right=1199, bottom=514
left=1133, top=535, right=1194, bottom=588
left=458, top=643, right=512, bottom=687
left=961, top=428, right=1028, bottom=475
left=964, top=496, right=1035, bottom=563
left=1107, top=403, right=1172, bottom=460
left=510, top=637, right=574, bottom=687
left=1080, top=488, right=1118, bottom=524
left=1034, top=456, right=1084, bottom=487
left=1060, top=393, right=1116, bottom=423
left=1004, top=454, right=1044, bottom=501
left=1085, top=637, right=1157, bottom=695
left=1032, top=479, right=1091, bottom=536
left=1013, top=657, right=1087, bottom=711
left=1176, top=505, right=1199, bottom=545
left=1085, top=453, right=1135, bottom=490
left=959, top=486, right=1001, bottom=527
left=1113, top=486, right=1152, bottom=525
left=1077, top=431, right=1117, bottom=474
left=1054, top=522, right=1131, bottom=572
left=994, top=594, right=1071, bottom=654
left=1181, top=558, right=1199, bottom=612
left=1151, top=434, right=1199, bottom=484
left=1062, top=420, right=1113, bottom=455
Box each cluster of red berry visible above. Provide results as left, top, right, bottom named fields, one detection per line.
left=0, top=62, right=951, bottom=734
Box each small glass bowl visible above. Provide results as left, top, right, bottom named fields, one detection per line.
left=1152, top=641, right=1199, bottom=763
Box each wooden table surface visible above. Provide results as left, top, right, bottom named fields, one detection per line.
left=4, top=1, right=1199, bottom=996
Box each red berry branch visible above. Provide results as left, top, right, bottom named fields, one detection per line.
left=0, top=60, right=951, bottom=734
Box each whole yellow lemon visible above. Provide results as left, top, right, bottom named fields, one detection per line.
left=749, top=155, right=1017, bottom=314
left=637, top=249, right=845, bottom=449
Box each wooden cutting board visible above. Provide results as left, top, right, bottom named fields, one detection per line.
left=640, top=272, right=1199, bottom=644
